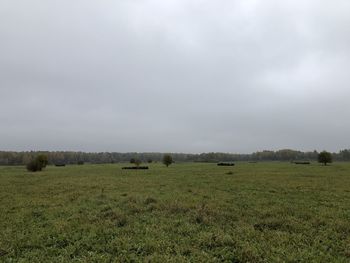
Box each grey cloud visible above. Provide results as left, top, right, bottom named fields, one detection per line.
left=1, top=0, right=350, bottom=152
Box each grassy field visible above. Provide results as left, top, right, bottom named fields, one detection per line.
left=0, top=162, right=349, bottom=262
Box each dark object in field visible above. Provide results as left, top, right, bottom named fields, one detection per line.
left=26, top=154, right=48, bottom=172
left=26, top=160, right=43, bottom=172
left=217, top=162, right=235, bottom=166
left=162, top=154, right=173, bottom=167
left=0, top=248, right=8, bottom=257
left=318, top=151, right=332, bottom=166
left=249, top=161, right=257, bottom=163
left=122, top=166, right=149, bottom=170
left=144, top=197, right=157, bottom=204
left=55, top=163, right=66, bottom=167
left=294, top=161, right=310, bottom=165
left=77, top=161, right=84, bottom=165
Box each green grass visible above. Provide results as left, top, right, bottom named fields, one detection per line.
left=0, top=162, right=350, bottom=262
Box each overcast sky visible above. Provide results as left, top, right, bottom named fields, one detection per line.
left=1, top=0, right=349, bottom=153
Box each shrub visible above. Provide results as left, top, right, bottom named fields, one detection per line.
left=144, top=197, right=157, bottom=205
left=26, top=154, right=48, bottom=172
left=26, top=159, right=43, bottom=172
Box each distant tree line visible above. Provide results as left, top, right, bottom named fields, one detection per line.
left=0, top=149, right=350, bottom=166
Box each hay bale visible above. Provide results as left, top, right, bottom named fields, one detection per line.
left=122, top=166, right=149, bottom=170
left=217, top=162, right=235, bottom=166
left=293, top=161, right=310, bottom=165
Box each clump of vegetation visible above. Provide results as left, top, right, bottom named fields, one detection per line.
left=26, top=154, right=48, bottom=172
left=0, top=248, right=8, bottom=257
left=77, top=161, right=84, bottom=165
left=115, top=214, right=127, bottom=227
left=162, top=154, right=173, bottom=167
left=144, top=197, right=157, bottom=205
left=193, top=203, right=213, bottom=225
left=100, top=206, right=127, bottom=227
left=318, top=151, right=332, bottom=166
left=26, top=160, right=42, bottom=172
left=198, top=232, right=234, bottom=249
left=226, top=171, right=234, bottom=175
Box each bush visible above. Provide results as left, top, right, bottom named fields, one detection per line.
left=26, top=160, right=43, bottom=172
left=26, top=154, right=48, bottom=172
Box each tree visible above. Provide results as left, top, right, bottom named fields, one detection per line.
left=162, top=154, right=173, bottom=167
left=318, top=151, right=332, bottom=166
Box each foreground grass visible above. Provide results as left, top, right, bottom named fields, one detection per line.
left=0, top=162, right=349, bottom=262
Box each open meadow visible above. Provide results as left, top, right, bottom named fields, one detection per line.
left=0, top=162, right=350, bottom=262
